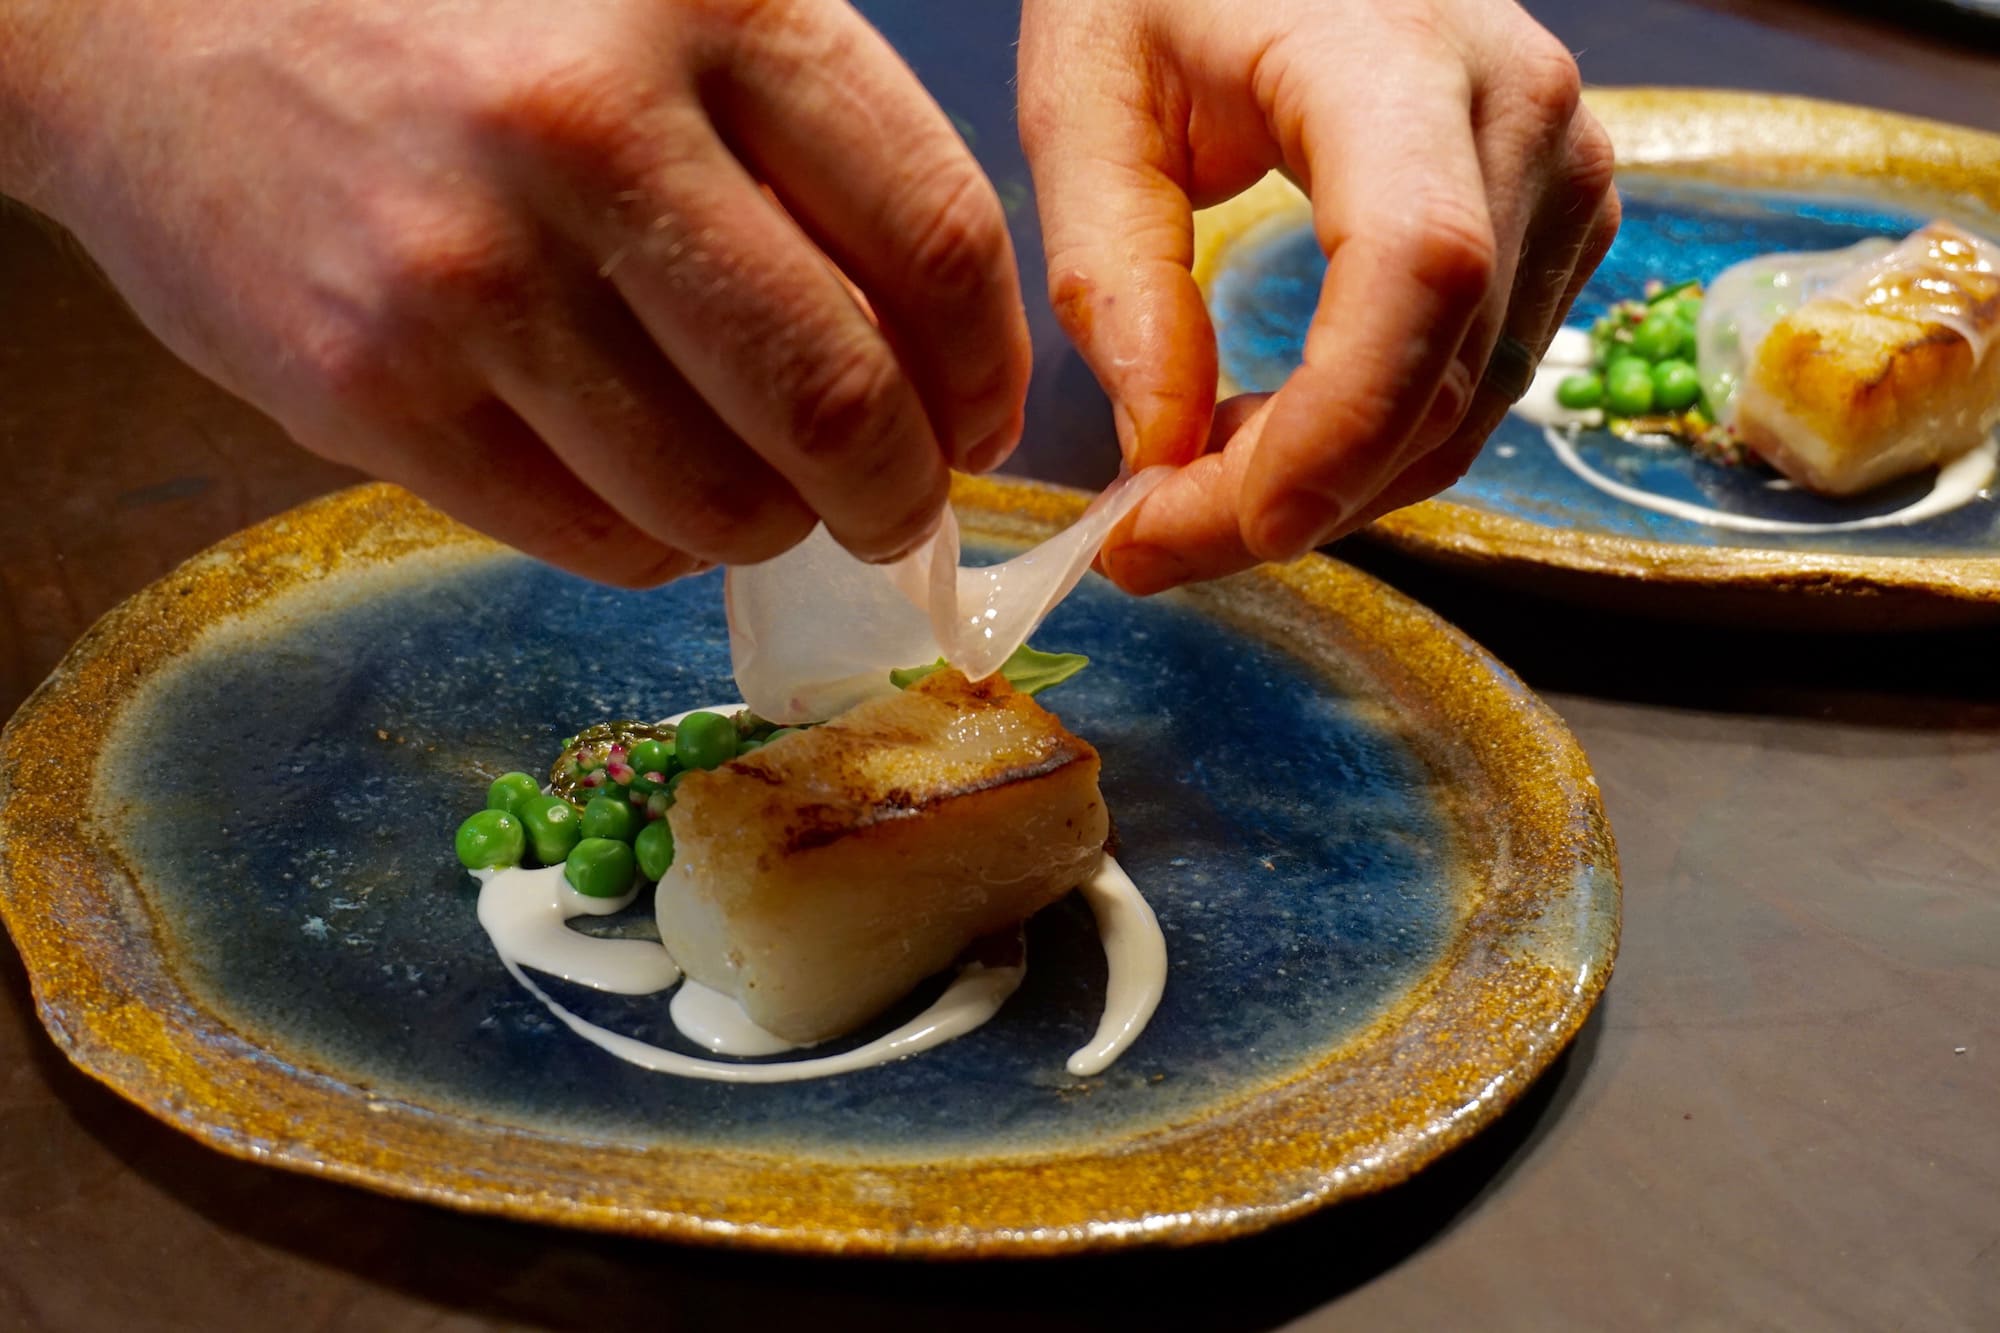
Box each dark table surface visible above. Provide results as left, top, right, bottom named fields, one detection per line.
left=4, top=2, right=1997, bottom=1329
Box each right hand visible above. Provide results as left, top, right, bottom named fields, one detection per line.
left=12, top=0, right=1029, bottom=585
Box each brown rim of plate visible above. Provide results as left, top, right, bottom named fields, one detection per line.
left=0, top=478, right=1618, bottom=1256
left=1198, top=89, right=2000, bottom=618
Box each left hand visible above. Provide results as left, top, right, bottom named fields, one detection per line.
left=1018, top=0, right=1619, bottom=592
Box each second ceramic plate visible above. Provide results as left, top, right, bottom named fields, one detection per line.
left=1194, top=90, right=2000, bottom=627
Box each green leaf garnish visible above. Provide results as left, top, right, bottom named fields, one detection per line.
left=888, top=659, right=947, bottom=690
left=997, top=643, right=1089, bottom=694
left=889, top=643, right=1090, bottom=696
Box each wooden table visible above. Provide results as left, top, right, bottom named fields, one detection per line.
left=3, top=2, right=1995, bottom=1327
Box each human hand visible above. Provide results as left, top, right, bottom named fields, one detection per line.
left=4, top=0, right=1029, bottom=585
left=1018, top=0, right=1619, bottom=592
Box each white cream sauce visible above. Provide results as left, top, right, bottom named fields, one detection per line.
left=1512, top=325, right=1999, bottom=532
left=1541, top=428, right=1996, bottom=534
left=668, top=981, right=801, bottom=1057
left=1066, top=857, right=1168, bottom=1077
left=473, top=865, right=679, bottom=993
left=473, top=703, right=1167, bottom=1081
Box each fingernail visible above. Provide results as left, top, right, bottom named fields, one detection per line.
left=1252, top=491, right=1342, bottom=562
left=1111, top=401, right=1141, bottom=461
left=866, top=509, right=946, bottom=565
left=961, top=416, right=1022, bottom=474
left=1101, top=542, right=1190, bottom=596
left=1430, top=357, right=1474, bottom=430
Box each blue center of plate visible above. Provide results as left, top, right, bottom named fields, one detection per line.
left=1208, top=182, right=2000, bottom=557
left=105, top=551, right=1454, bottom=1156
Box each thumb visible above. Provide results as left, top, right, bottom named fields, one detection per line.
left=1018, top=11, right=1215, bottom=469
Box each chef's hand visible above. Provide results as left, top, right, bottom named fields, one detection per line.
left=1, top=0, right=1029, bottom=585
left=1020, top=0, right=1619, bottom=593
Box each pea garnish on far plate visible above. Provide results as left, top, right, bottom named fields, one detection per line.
left=1571, top=278, right=1761, bottom=467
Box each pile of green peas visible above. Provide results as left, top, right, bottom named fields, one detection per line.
left=1560, top=280, right=1707, bottom=419
left=453, top=709, right=809, bottom=898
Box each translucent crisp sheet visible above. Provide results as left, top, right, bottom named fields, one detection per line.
left=726, top=468, right=1171, bottom=723
left=1697, top=223, right=1997, bottom=420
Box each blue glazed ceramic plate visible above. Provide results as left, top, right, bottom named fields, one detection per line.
left=1194, top=91, right=2000, bottom=626
left=0, top=479, right=1615, bottom=1255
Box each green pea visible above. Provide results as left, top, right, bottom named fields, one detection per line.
left=629, top=739, right=674, bottom=775
left=1630, top=312, right=1683, bottom=363
left=1555, top=373, right=1604, bottom=410
left=1605, top=360, right=1656, bottom=416
left=764, top=728, right=802, bottom=746
left=674, top=711, right=739, bottom=770
left=484, top=771, right=542, bottom=817
left=1651, top=358, right=1702, bottom=411
left=564, top=837, right=636, bottom=898
left=519, top=794, right=582, bottom=866
left=635, top=820, right=676, bottom=880
left=455, top=809, right=525, bottom=870
left=667, top=771, right=691, bottom=796
left=581, top=794, right=639, bottom=842
left=736, top=738, right=764, bottom=754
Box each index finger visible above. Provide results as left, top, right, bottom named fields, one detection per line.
left=1237, top=39, right=1496, bottom=561
left=712, top=2, right=1031, bottom=470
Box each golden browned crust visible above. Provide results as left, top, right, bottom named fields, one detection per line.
left=674, top=669, right=1100, bottom=859
left=1740, top=221, right=2000, bottom=495
left=658, top=667, right=1111, bottom=1043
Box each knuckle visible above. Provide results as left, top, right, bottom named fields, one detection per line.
left=866, top=468, right=951, bottom=557
left=1405, top=200, right=1498, bottom=308
left=652, top=485, right=748, bottom=561
left=1375, top=5, right=1451, bottom=53
left=549, top=512, right=688, bottom=589
left=674, top=492, right=815, bottom=567
left=1429, top=356, right=1478, bottom=436
left=1512, top=33, right=1584, bottom=131
left=472, top=52, right=668, bottom=187
left=1565, top=112, right=1619, bottom=207
left=720, top=517, right=818, bottom=567
left=301, top=316, right=408, bottom=415
left=379, top=210, right=534, bottom=319
left=781, top=338, right=917, bottom=466
left=902, top=168, right=1009, bottom=302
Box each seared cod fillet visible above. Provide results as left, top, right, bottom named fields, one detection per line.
left=656, top=670, right=1107, bottom=1044
left=1736, top=221, right=2000, bottom=496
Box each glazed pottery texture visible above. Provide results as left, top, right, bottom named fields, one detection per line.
left=0, top=478, right=1617, bottom=1253
left=1196, top=91, right=2000, bottom=624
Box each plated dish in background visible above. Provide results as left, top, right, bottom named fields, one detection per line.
left=0, top=479, right=1616, bottom=1255
left=1194, top=90, right=2000, bottom=627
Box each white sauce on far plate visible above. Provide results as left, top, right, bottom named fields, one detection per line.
left=1511, top=325, right=1998, bottom=533
left=1541, top=428, right=1997, bottom=534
